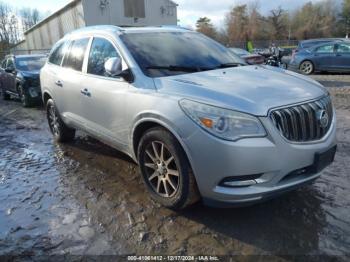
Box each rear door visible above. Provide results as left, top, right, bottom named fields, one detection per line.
left=334, top=43, right=350, bottom=71
left=313, top=44, right=336, bottom=70
left=59, top=37, right=91, bottom=127
left=78, top=36, right=131, bottom=147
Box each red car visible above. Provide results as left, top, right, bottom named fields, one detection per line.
left=229, top=48, right=265, bottom=65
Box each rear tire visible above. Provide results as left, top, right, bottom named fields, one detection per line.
left=46, top=99, right=75, bottom=143
left=137, top=127, right=200, bottom=210
left=299, top=60, right=314, bottom=75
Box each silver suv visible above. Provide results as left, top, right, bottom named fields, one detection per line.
left=40, top=26, right=337, bottom=209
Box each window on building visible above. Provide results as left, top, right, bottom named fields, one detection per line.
left=49, top=41, right=70, bottom=66
left=63, top=38, right=90, bottom=72
left=124, top=0, right=145, bottom=18
left=87, top=38, right=119, bottom=77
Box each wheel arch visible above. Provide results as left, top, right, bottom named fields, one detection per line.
left=131, top=117, right=194, bottom=168
left=42, top=90, right=53, bottom=107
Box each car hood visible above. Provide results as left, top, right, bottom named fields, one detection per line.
left=20, top=70, right=40, bottom=78
left=153, top=65, right=327, bottom=116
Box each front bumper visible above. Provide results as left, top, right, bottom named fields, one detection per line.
left=182, top=114, right=337, bottom=207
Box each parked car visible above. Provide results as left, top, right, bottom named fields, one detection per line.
left=41, top=26, right=337, bottom=209
left=297, top=38, right=347, bottom=50
left=229, top=48, right=265, bottom=64
left=0, top=54, right=46, bottom=107
left=289, top=41, right=350, bottom=74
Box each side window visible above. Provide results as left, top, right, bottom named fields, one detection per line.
left=49, top=41, right=69, bottom=66
left=7, top=58, right=14, bottom=69
left=337, top=43, right=350, bottom=53
left=87, top=38, right=120, bottom=77
left=63, top=38, right=90, bottom=71
left=315, top=44, right=334, bottom=53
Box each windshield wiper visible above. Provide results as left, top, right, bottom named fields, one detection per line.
left=146, top=65, right=211, bottom=72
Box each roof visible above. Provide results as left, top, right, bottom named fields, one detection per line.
left=300, top=38, right=345, bottom=43
left=64, top=25, right=191, bottom=38
left=24, top=0, right=81, bottom=35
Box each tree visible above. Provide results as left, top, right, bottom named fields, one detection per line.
left=225, top=4, right=249, bottom=44
left=20, top=8, right=41, bottom=32
left=340, top=0, right=350, bottom=37
left=267, top=7, right=288, bottom=40
left=196, top=17, right=217, bottom=39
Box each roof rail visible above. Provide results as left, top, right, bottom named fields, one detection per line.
left=160, top=25, right=192, bottom=31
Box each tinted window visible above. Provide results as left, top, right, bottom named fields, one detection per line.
left=15, top=56, right=46, bottom=71
left=87, top=38, right=119, bottom=76
left=49, top=41, right=69, bottom=65
left=120, top=32, right=245, bottom=77
left=63, top=38, right=90, bottom=71
left=337, top=43, right=350, bottom=53
left=315, top=44, right=334, bottom=53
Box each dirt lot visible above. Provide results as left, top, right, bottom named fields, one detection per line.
left=0, top=74, right=349, bottom=260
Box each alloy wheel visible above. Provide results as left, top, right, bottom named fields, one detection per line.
left=300, top=61, right=313, bottom=75
left=48, top=104, right=60, bottom=136
left=143, top=141, right=180, bottom=198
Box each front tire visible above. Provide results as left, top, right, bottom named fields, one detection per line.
left=1, top=86, right=10, bottom=100
left=138, top=127, right=200, bottom=210
left=299, top=60, right=314, bottom=75
left=18, top=85, right=32, bottom=107
left=46, top=99, right=75, bottom=142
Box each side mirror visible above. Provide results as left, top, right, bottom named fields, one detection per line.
left=104, top=57, right=122, bottom=77
left=5, top=67, right=15, bottom=73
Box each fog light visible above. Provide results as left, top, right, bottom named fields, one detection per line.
left=28, top=87, right=39, bottom=98
left=219, top=174, right=263, bottom=188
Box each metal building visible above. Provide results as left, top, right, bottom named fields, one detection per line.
left=13, top=0, right=178, bottom=52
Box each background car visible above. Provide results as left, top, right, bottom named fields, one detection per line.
left=289, top=41, right=350, bottom=75
left=0, top=54, right=46, bottom=107
left=229, top=48, right=265, bottom=64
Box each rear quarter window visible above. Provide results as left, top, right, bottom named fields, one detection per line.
left=49, top=41, right=70, bottom=66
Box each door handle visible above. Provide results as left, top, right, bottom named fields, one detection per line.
left=55, top=80, right=63, bottom=87
left=80, top=88, right=91, bottom=97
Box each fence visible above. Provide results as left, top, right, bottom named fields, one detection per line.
left=229, top=40, right=299, bottom=49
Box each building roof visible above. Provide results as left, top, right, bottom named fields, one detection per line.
left=24, top=0, right=81, bottom=35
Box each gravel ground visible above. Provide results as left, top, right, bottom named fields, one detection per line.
left=0, top=74, right=349, bottom=260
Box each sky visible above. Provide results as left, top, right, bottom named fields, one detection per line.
left=8, top=0, right=332, bottom=28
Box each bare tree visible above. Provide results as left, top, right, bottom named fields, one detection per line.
left=268, top=7, right=288, bottom=40
left=20, top=8, right=41, bottom=32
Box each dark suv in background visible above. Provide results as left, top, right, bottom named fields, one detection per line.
left=0, top=54, right=46, bottom=107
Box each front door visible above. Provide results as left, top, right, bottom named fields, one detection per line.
left=78, top=37, right=130, bottom=147
left=4, top=58, right=17, bottom=93
left=334, top=43, right=350, bottom=71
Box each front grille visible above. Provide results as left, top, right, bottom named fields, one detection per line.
left=270, top=96, right=333, bottom=142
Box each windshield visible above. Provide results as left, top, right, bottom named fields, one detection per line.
left=120, top=31, right=245, bottom=77
left=15, top=56, right=46, bottom=71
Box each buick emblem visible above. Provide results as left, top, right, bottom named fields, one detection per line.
left=317, top=110, right=329, bottom=128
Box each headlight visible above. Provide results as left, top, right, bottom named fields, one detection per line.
left=179, top=99, right=266, bottom=141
